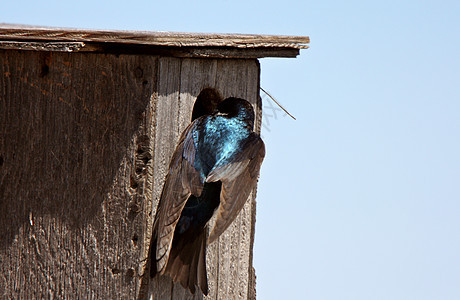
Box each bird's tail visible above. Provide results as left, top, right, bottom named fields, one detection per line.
left=151, top=228, right=209, bottom=295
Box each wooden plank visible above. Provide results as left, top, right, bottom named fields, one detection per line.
left=176, top=58, right=218, bottom=128
left=0, top=49, right=157, bottom=299
left=144, top=58, right=261, bottom=299
left=0, top=41, right=87, bottom=52
left=172, top=58, right=219, bottom=300
left=0, top=24, right=310, bottom=50
left=171, top=47, right=301, bottom=59
left=247, top=62, right=261, bottom=300
left=137, top=62, right=159, bottom=299
left=146, top=56, right=183, bottom=300
left=212, top=59, right=261, bottom=300
left=0, top=39, right=301, bottom=58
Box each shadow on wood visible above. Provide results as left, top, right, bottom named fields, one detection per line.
left=0, top=49, right=156, bottom=298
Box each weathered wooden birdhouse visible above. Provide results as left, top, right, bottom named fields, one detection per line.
left=0, top=25, right=309, bottom=299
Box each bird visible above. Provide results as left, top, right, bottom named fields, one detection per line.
left=149, top=97, right=265, bottom=295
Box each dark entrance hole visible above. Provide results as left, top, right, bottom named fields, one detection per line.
left=191, top=88, right=223, bottom=121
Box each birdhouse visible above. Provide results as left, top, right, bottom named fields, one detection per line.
left=0, top=25, right=309, bottom=299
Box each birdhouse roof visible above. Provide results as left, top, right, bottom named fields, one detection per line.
left=0, top=24, right=309, bottom=58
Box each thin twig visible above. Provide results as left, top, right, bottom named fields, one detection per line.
left=260, top=87, right=296, bottom=120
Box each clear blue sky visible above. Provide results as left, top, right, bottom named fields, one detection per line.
left=3, top=1, right=459, bottom=299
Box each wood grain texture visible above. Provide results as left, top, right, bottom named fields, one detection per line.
left=180, top=59, right=220, bottom=300
left=0, top=49, right=158, bottom=298
left=144, top=58, right=261, bottom=300
left=0, top=40, right=301, bottom=58
left=0, top=25, right=309, bottom=58
left=0, top=24, right=309, bottom=49
left=172, top=58, right=218, bottom=300
left=169, top=47, right=301, bottom=59
left=0, top=41, right=86, bottom=52
left=0, top=49, right=262, bottom=299
left=213, top=59, right=261, bottom=300
left=146, top=57, right=182, bottom=300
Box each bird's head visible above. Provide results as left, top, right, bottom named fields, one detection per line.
left=217, top=97, right=255, bottom=128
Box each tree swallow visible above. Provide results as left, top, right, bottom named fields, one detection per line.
left=150, top=97, right=265, bottom=295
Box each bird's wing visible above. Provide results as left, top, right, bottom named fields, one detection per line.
left=206, top=133, right=265, bottom=244
left=154, top=121, right=204, bottom=273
